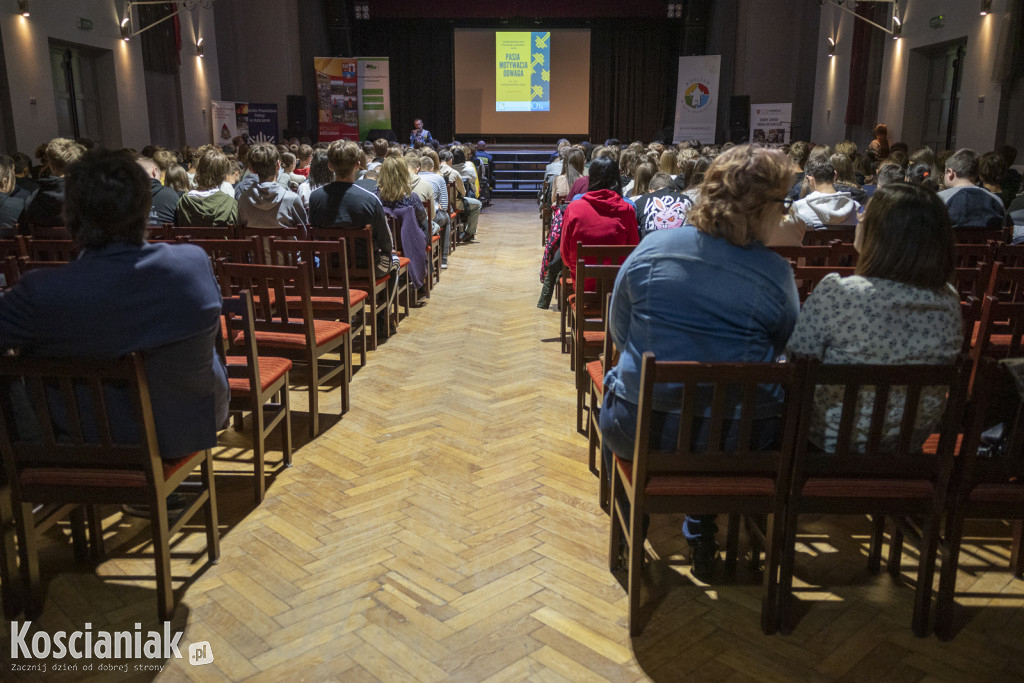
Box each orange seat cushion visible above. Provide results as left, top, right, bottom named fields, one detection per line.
left=397, top=256, right=410, bottom=268
left=583, top=330, right=604, bottom=346
left=21, top=451, right=203, bottom=489
left=225, top=356, right=292, bottom=394
left=243, top=320, right=351, bottom=349
left=800, top=478, right=934, bottom=499
left=969, top=483, right=1024, bottom=503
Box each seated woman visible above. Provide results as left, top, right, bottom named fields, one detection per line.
left=600, top=145, right=800, bottom=576
left=176, top=149, right=238, bottom=227
left=375, top=156, right=429, bottom=236
left=786, top=182, right=961, bottom=453
left=0, top=155, right=26, bottom=231
left=559, top=156, right=639, bottom=283
left=553, top=147, right=585, bottom=206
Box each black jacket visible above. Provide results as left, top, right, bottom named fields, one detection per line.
left=149, top=178, right=180, bottom=226
left=22, top=176, right=65, bottom=229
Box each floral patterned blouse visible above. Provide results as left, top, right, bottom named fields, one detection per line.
left=786, top=274, right=962, bottom=453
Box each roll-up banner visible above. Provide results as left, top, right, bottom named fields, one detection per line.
left=211, top=100, right=279, bottom=144
left=357, top=57, right=392, bottom=140
left=673, top=55, right=721, bottom=144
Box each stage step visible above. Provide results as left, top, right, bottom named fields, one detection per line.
left=490, top=149, right=552, bottom=199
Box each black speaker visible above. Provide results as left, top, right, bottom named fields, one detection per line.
left=287, top=95, right=310, bottom=130
left=729, top=95, right=750, bottom=130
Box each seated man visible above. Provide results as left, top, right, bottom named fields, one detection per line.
left=790, top=157, right=860, bottom=229
left=938, top=148, right=1006, bottom=228
left=21, top=137, right=85, bottom=230
left=0, top=148, right=228, bottom=460
left=237, top=143, right=309, bottom=248
left=137, top=156, right=181, bottom=227
left=439, top=148, right=482, bottom=243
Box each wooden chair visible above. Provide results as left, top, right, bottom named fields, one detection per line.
left=791, top=265, right=856, bottom=302
left=952, top=227, right=1009, bottom=245
left=768, top=244, right=831, bottom=267
left=573, top=251, right=624, bottom=433
left=234, top=225, right=307, bottom=264
left=992, top=242, right=1024, bottom=268
left=969, top=263, right=1024, bottom=383
left=217, top=261, right=351, bottom=438
left=776, top=357, right=970, bottom=636
left=421, top=197, right=442, bottom=286
left=383, top=212, right=415, bottom=312
left=22, top=238, right=77, bottom=262
left=558, top=266, right=572, bottom=355
left=540, top=179, right=552, bottom=246
left=934, top=357, right=1024, bottom=639
left=171, top=225, right=235, bottom=240
left=589, top=293, right=615, bottom=511
left=185, top=236, right=263, bottom=265
left=221, top=290, right=292, bottom=503
left=0, top=353, right=220, bottom=621
left=310, top=226, right=392, bottom=350
left=267, top=236, right=369, bottom=377
left=608, top=353, right=810, bottom=635
left=447, top=181, right=463, bottom=250
left=802, top=227, right=855, bottom=246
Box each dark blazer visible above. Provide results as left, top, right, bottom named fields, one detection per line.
left=0, top=241, right=229, bottom=459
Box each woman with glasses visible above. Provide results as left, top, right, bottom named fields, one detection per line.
left=600, top=144, right=800, bottom=577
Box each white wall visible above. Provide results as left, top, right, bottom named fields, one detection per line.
left=0, top=0, right=221, bottom=151
left=811, top=0, right=1014, bottom=152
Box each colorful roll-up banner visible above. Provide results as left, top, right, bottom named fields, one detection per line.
left=673, top=55, right=721, bottom=144
left=749, top=103, right=793, bottom=146
left=315, top=57, right=360, bottom=142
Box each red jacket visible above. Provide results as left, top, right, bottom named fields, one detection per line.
left=560, top=189, right=639, bottom=282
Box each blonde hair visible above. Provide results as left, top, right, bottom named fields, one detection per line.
left=688, top=145, right=797, bottom=246
left=376, top=156, right=412, bottom=203
left=45, top=137, right=85, bottom=175
left=659, top=149, right=679, bottom=175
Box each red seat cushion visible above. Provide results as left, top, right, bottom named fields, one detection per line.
left=583, top=330, right=604, bottom=346
left=586, top=360, right=604, bottom=392
left=21, top=451, right=202, bottom=488
left=431, top=235, right=440, bottom=244
left=397, top=256, right=410, bottom=268
left=243, top=320, right=351, bottom=349
left=284, top=295, right=351, bottom=312
left=800, top=478, right=934, bottom=499
left=613, top=456, right=776, bottom=496
left=225, top=355, right=292, bottom=394
left=969, top=483, right=1024, bottom=503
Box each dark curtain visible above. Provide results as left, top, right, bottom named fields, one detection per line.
left=350, top=20, right=455, bottom=141
left=139, top=3, right=180, bottom=75
left=588, top=19, right=680, bottom=143
left=844, top=4, right=877, bottom=126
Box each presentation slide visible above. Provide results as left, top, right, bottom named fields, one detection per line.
left=454, top=28, right=590, bottom=136
left=495, top=31, right=550, bottom=112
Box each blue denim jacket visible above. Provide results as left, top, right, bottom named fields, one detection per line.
left=603, top=225, right=799, bottom=416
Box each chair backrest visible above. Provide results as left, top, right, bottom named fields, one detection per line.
left=22, top=238, right=77, bottom=262
left=769, top=245, right=831, bottom=267
left=234, top=225, right=307, bottom=264
left=993, top=243, right=1024, bottom=268
left=575, top=243, right=634, bottom=294
left=172, top=225, right=235, bottom=240
left=185, top=236, right=263, bottom=264
left=0, top=238, right=25, bottom=260
left=267, top=237, right=351, bottom=302
left=791, top=265, right=856, bottom=302
left=0, top=353, right=164, bottom=485
left=802, top=228, right=854, bottom=246
left=794, top=356, right=970, bottom=475
left=309, top=225, right=377, bottom=284
left=627, top=353, right=810, bottom=511
left=216, top=261, right=316, bottom=339
left=952, top=227, right=1008, bottom=245
left=972, top=264, right=1024, bottom=361
left=957, top=356, right=1024, bottom=494
left=220, top=289, right=262, bottom=390
left=27, top=226, right=71, bottom=240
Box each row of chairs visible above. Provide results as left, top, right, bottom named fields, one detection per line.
left=608, top=351, right=1023, bottom=640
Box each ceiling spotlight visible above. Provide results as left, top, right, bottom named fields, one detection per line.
left=196, top=37, right=205, bottom=58
left=17, top=0, right=28, bottom=17
left=827, top=37, right=836, bottom=58
left=980, top=0, right=992, bottom=16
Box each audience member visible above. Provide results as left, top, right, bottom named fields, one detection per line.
left=176, top=149, right=238, bottom=226
left=788, top=156, right=860, bottom=229
left=438, top=148, right=481, bottom=242
left=237, top=143, right=308, bottom=248
left=0, top=155, right=25, bottom=229
left=600, top=145, right=799, bottom=577
left=22, top=137, right=85, bottom=229
left=868, top=123, right=890, bottom=158
left=634, top=171, right=693, bottom=239
left=164, top=164, right=191, bottom=194
left=138, top=156, right=181, bottom=227
left=0, top=148, right=228, bottom=459
left=938, top=148, right=1006, bottom=228
left=787, top=182, right=961, bottom=452
left=905, top=162, right=937, bottom=191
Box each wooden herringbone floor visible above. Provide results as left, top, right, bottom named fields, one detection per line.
left=3, top=199, right=1024, bottom=682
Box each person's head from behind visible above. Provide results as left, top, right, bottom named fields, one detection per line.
left=378, top=156, right=412, bottom=202
left=247, top=143, right=280, bottom=182
left=46, top=137, right=85, bottom=177
left=165, top=164, right=190, bottom=193
left=945, top=148, right=979, bottom=184
left=419, top=155, right=436, bottom=173
left=788, top=141, right=811, bottom=170
left=586, top=156, right=622, bottom=195
left=193, top=149, right=231, bottom=191
left=477, top=140, right=487, bottom=152
left=0, top=156, right=16, bottom=194
left=804, top=156, right=836, bottom=189
left=327, top=140, right=361, bottom=180
left=979, top=151, right=1007, bottom=187
left=405, top=155, right=421, bottom=175
left=64, top=149, right=150, bottom=249
left=873, top=124, right=889, bottom=142
left=646, top=170, right=673, bottom=194
left=450, top=146, right=467, bottom=166
left=308, top=150, right=332, bottom=188
left=905, top=162, right=937, bottom=191
left=630, top=163, right=655, bottom=196
left=659, top=149, right=679, bottom=175
left=856, top=182, right=953, bottom=290
left=688, top=144, right=797, bottom=246
left=372, top=138, right=389, bottom=159
left=563, top=147, right=585, bottom=178
left=281, top=152, right=297, bottom=173
left=835, top=140, right=857, bottom=160
left=877, top=161, right=908, bottom=188
left=829, top=153, right=857, bottom=185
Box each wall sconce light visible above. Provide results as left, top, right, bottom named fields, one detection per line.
left=196, top=37, right=205, bottom=57
left=891, top=15, right=902, bottom=40
left=17, top=0, right=29, bottom=17
left=827, top=37, right=836, bottom=58
left=980, top=0, right=992, bottom=16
